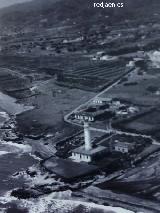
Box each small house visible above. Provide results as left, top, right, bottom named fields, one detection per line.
left=92, top=97, right=112, bottom=106
left=113, top=140, right=135, bottom=154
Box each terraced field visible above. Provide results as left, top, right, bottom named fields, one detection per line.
left=0, top=68, right=31, bottom=99
left=57, top=60, right=131, bottom=91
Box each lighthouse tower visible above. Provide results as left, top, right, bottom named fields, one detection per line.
left=84, top=122, right=92, bottom=151
left=71, top=112, right=107, bottom=163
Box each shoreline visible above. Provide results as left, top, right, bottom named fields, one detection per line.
left=0, top=91, right=34, bottom=116
left=0, top=90, right=41, bottom=198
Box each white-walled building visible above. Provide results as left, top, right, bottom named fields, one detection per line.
left=113, top=140, right=135, bottom=154
left=71, top=116, right=107, bottom=163
left=92, top=97, right=111, bottom=106
left=75, top=113, right=94, bottom=122
left=71, top=145, right=107, bottom=162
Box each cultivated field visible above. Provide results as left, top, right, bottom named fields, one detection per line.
left=57, top=59, right=131, bottom=91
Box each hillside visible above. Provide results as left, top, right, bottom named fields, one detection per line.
left=0, top=0, right=160, bottom=33
left=1, top=0, right=160, bottom=94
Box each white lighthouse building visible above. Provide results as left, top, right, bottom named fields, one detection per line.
left=71, top=112, right=106, bottom=163
left=84, top=122, right=92, bottom=151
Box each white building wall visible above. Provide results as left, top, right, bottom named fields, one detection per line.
left=71, top=152, right=91, bottom=162
left=115, top=146, right=128, bottom=153
left=84, top=122, right=92, bottom=151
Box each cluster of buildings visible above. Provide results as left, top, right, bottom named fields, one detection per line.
left=74, top=97, right=138, bottom=124
left=94, top=97, right=138, bottom=117
left=70, top=97, right=139, bottom=163
left=44, top=95, right=147, bottom=181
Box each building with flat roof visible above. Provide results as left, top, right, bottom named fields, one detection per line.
left=43, top=157, right=98, bottom=181
left=71, top=145, right=107, bottom=162
left=92, top=97, right=112, bottom=106
left=75, top=112, right=95, bottom=122
left=113, top=140, right=135, bottom=154
left=101, top=135, right=136, bottom=154
left=75, top=109, right=111, bottom=123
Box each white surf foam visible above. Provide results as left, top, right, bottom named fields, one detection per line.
left=0, top=190, right=135, bottom=213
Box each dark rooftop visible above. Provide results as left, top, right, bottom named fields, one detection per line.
left=43, top=157, right=98, bottom=180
